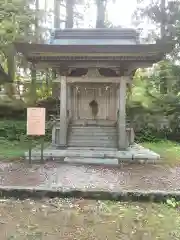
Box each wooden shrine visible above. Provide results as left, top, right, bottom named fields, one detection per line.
left=14, top=28, right=173, bottom=150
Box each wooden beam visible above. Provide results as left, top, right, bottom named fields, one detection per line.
left=53, top=77, right=131, bottom=83
left=36, top=62, right=123, bottom=69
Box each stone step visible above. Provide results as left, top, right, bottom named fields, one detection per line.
left=70, top=126, right=116, bottom=129
left=70, top=128, right=117, bottom=132
left=70, top=132, right=117, bottom=137
left=68, top=143, right=117, bottom=148
left=68, top=134, right=118, bottom=141
left=67, top=147, right=118, bottom=151
left=69, top=129, right=117, bottom=133
left=68, top=125, right=117, bottom=148
left=69, top=137, right=117, bottom=141
left=69, top=139, right=116, bottom=145
left=68, top=141, right=117, bottom=146
left=70, top=129, right=117, bottom=133
left=70, top=120, right=116, bottom=126
left=64, top=157, right=119, bottom=165
left=69, top=136, right=118, bottom=141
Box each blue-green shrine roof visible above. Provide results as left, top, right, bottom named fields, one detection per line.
left=48, top=28, right=139, bottom=45
left=14, top=28, right=174, bottom=64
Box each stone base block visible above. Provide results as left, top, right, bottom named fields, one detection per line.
left=64, top=157, right=119, bottom=165
left=24, top=144, right=161, bottom=165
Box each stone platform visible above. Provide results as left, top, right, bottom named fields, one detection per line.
left=25, top=144, right=160, bottom=164
left=0, top=162, right=179, bottom=202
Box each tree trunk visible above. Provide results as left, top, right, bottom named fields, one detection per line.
left=45, top=0, right=47, bottom=25
left=160, top=0, right=167, bottom=94
left=66, top=0, right=74, bottom=28
left=160, top=0, right=166, bottom=39
left=29, top=63, right=37, bottom=105
left=29, top=0, right=39, bottom=105
left=6, top=45, right=15, bottom=83
left=54, top=0, right=60, bottom=28
left=96, top=0, right=106, bottom=28
left=35, top=0, right=39, bottom=42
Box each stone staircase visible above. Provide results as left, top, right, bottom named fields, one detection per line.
left=67, top=122, right=118, bottom=148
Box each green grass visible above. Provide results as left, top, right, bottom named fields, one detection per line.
left=142, top=140, right=180, bottom=165
left=0, top=140, right=26, bottom=159
left=0, top=139, right=49, bottom=160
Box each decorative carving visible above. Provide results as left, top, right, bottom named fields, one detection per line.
left=68, top=67, right=120, bottom=78
left=69, top=68, right=88, bottom=77
left=99, top=68, right=118, bottom=77
left=82, top=68, right=102, bottom=78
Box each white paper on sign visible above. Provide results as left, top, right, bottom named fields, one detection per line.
left=27, top=108, right=46, bottom=136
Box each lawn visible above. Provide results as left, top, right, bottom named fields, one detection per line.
left=0, top=140, right=27, bottom=160
left=0, top=139, right=49, bottom=160
left=0, top=198, right=179, bottom=240
left=142, top=140, right=180, bottom=165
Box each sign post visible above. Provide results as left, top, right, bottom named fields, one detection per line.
left=27, top=107, right=46, bottom=164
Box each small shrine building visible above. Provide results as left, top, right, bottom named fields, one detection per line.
left=14, top=28, right=173, bottom=161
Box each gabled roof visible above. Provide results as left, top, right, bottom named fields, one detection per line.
left=51, top=28, right=139, bottom=40
left=13, top=28, right=174, bottom=66
left=14, top=41, right=173, bottom=62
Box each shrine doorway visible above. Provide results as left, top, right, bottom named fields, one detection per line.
left=72, top=83, right=117, bottom=121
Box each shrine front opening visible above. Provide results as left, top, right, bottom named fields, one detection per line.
left=71, top=83, right=118, bottom=121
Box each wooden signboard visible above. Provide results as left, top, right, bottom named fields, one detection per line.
left=27, top=108, right=46, bottom=136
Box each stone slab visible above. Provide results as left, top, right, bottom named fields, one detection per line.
left=64, top=157, right=119, bottom=165
left=67, top=147, right=118, bottom=151
left=24, top=144, right=160, bottom=164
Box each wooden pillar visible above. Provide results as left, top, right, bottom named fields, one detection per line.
left=59, top=76, right=67, bottom=147
left=116, top=83, right=120, bottom=119
left=67, top=83, right=71, bottom=119
left=118, top=76, right=128, bottom=150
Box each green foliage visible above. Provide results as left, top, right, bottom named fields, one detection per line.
left=0, top=0, right=35, bottom=79
left=133, top=0, right=180, bottom=48
left=0, top=98, right=26, bottom=119
left=0, top=0, right=48, bottom=99
left=135, top=127, right=162, bottom=142
left=0, top=120, right=26, bottom=141
left=0, top=95, right=59, bottom=119
left=0, top=120, right=51, bottom=141
left=127, top=61, right=180, bottom=142
left=166, top=198, right=180, bottom=208
left=0, top=0, right=47, bottom=47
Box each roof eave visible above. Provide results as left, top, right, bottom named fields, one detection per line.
left=13, top=41, right=174, bottom=62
